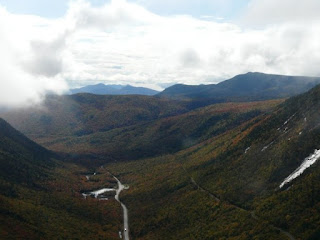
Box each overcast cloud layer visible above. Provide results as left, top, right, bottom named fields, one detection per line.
left=1, top=0, right=320, bottom=106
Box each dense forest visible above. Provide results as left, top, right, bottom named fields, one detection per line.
left=2, top=77, right=320, bottom=239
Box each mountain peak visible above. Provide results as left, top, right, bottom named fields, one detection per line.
left=158, top=72, right=320, bottom=105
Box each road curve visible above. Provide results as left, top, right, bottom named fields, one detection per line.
left=113, top=175, right=130, bottom=240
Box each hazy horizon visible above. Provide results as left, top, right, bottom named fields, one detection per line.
left=1, top=0, right=320, bottom=106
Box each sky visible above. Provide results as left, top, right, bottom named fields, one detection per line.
left=0, top=0, right=320, bottom=106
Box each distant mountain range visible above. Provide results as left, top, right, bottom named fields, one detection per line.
left=69, top=73, right=320, bottom=102
left=70, top=83, right=159, bottom=96
left=158, top=72, right=320, bottom=105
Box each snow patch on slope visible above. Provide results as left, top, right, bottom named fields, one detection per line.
left=283, top=113, right=296, bottom=126
left=245, top=147, right=251, bottom=154
left=261, top=141, right=274, bottom=152
left=280, top=149, right=320, bottom=188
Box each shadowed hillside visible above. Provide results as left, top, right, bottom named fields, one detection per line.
left=0, top=118, right=53, bottom=186
left=0, top=119, right=123, bottom=239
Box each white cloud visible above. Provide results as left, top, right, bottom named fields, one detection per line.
left=243, top=0, right=320, bottom=26
left=1, top=0, right=320, bottom=107
left=23, top=34, right=66, bottom=77
left=0, top=6, right=67, bottom=107
left=62, top=0, right=320, bottom=86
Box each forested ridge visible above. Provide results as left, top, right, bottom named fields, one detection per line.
left=2, top=79, right=320, bottom=239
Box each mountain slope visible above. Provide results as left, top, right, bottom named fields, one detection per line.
left=158, top=72, right=320, bottom=105
left=0, top=118, right=53, bottom=186
left=1, top=94, right=190, bottom=137
left=70, top=83, right=159, bottom=95
left=196, top=83, right=320, bottom=203
left=192, top=83, right=320, bottom=239
left=0, top=119, right=123, bottom=239
left=3, top=78, right=320, bottom=238
left=1, top=95, right=282, bottom=161
left=105, top=83, right=320, bottom=239
left=39, top=100, right=281, bottom=160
